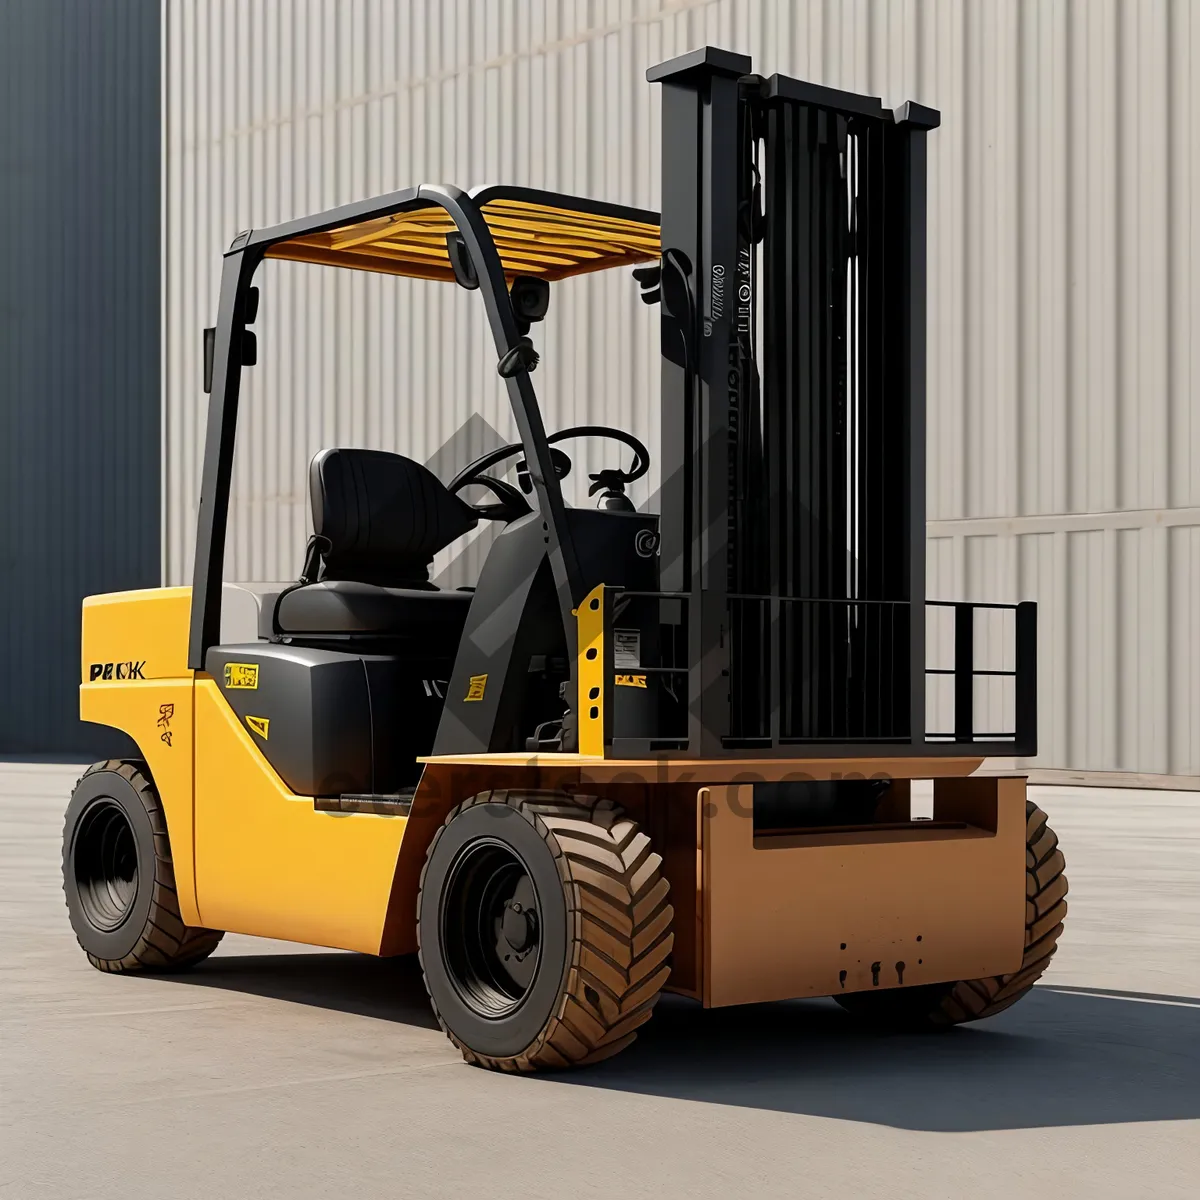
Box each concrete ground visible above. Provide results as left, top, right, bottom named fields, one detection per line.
left=2, top=762, right=1198, bottom=1200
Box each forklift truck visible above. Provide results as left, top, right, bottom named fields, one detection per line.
left=64, top=47, right=1066, bottom=1070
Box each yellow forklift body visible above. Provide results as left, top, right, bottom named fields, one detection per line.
left=79, top=588, right=410, bottom=951
left=191, top=678, right=405, bottom=952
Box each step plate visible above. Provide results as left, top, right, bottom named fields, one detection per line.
left=315, top=793, right=414, bottom=816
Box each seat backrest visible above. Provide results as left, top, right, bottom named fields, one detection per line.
left=309, top=448, right=477, bottom=587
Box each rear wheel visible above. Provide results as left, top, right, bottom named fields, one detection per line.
left=417, top=790, right=673, bottom=1071
left=63, top=760, right=224, bottom=972
left=835, top=800, right=1068, bottom=1029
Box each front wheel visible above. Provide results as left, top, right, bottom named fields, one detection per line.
left=62, top=760, right=224, bottom=972
left=417, top=791, right=674, bottom=1071
left=835, top=800, right=1068, bottom=1029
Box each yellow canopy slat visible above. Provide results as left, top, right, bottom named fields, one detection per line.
left=264, top=194, right=660, bottom=282
left=482, top=197, right=655, bottom=234
left=482, top=213, right=661, bottom=251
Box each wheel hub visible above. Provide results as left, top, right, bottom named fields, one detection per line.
left=73, top=799, right=138, bottom=933
left=441, top=839, right=544, bottom=1018
left=500, top=898, right=537, bottom=953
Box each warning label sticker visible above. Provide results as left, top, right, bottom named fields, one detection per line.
left=613, top=629, right=641, bottom=669
left=224, top=662, right=259, bottom=690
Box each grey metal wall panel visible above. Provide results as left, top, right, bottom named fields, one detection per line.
left=0, top=0, right=160, bottom=754
left=164, top=0, right=1200, bottom=775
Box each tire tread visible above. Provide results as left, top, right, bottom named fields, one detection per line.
left=417, top=789, right=673, bottom=1072
left=931, top=800, right=1067, bottom=1024
left=65, top=760, right=223, bottom=973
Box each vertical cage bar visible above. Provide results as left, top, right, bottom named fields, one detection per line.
left=953, top=603, right=975, bottom=742
left=1015, top=601, right=1039, bottom=757
left=893, top=110, right=937, bottom=748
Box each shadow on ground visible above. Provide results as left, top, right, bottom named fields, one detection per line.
left=168, top=950, right=1200, bottom=1132
left=574, top=985, right=1200, bottom=1131
left=169, top=949, right=440, bottom=1030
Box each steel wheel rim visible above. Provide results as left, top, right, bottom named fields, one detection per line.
left=440, top=837, right=543, bottom=1019
left=73, top=799, right=139, bottom=932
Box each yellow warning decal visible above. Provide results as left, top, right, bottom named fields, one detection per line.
left=465, top=674, right=488, bottom=702
left=224, top=662, right=259, bottom=690
left=615, top=673, right=647, bottom=688
left=246, top=715, right=270, bottom=739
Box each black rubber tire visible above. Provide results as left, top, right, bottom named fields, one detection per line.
left=63, top=760, right=224, bottom=972
left=417, top=790, right=674, bottom=1071
left=835, top=800, right=1068, bottom=1029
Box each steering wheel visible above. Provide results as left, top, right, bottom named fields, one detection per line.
left=446, top=425, right=651, bottom=521
left=446, top=446, right=565, bottom=521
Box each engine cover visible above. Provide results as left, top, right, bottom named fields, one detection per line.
left=206, top=643, right=446, bottom=796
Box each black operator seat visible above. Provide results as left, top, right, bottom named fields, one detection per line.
left=270, top=448, right=477, bottom=638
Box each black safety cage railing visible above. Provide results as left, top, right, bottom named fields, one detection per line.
left=599, top=589, right=1038, bottom=758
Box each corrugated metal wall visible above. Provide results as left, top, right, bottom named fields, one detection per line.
left=1, top=0, right=160, bottom=754
left=163, top=0, right=1200, bottom=775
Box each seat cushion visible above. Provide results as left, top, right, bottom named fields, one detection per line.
left=311, top=447, right=477, bottom=587
left=271, top=580, right=473, bottom=637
